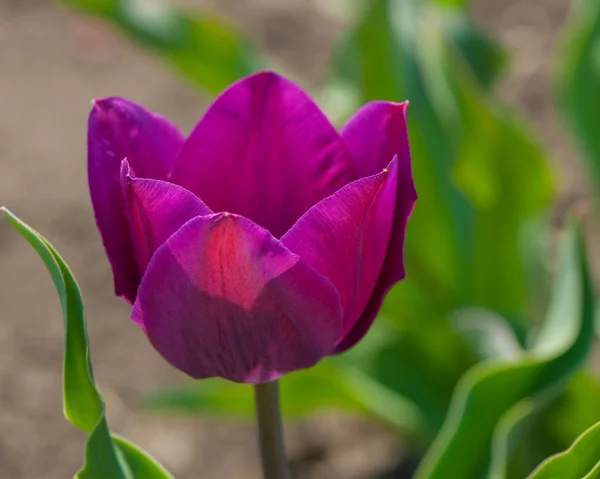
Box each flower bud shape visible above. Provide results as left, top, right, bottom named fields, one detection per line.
left=88, top=72, right=416, bottom=383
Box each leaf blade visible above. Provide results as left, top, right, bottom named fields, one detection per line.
left=1, top=208, right=173, bottom=478
left=414, top=227, right=596, bottom=479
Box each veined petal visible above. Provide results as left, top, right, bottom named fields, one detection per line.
left=169, top=71, right=356, bottom=238
left=120, top=160, right=212, bottom=275
left=341, top=101, right=409, bottom=178
left=334, top=101, right=416, bottom=352
left=88, top=97, right=184, bottom=302
left=336, top=153, right=416, bottom=353
left=282, top=157, right=399, bottom=342
left=132, top=213, right=343, bottom=383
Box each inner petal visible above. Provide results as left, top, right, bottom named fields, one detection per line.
left=169, top=71, right=356, bottom=238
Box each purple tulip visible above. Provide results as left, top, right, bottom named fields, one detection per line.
left=88, top=71, right=416, bottom=383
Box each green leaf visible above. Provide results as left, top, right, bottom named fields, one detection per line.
left=414, top=226, right=596, bottom=479
left=452, top=92, right=554, bottom=324
left=1, top=208, right=173, bottom=478
left=528, top=420, right=600, bottom=479
left=341, top=317, right=472, bottom=439
left=58, top=0, right=259, bottom=95
left=542, top=371, right=600, bottom=451
left=114, top=436, right=175, bottom=479
left=489, top=399, right=541, bottom=479
left=557, top=0, right=600, bottom=192
left=330, top=0, right=552, bottom=448
left=2, top=208, right=102, bottom=432
left=143, top=358, right=426, bottom=442
left=443, top=13, right=507, bottom=89
left=78, top=418, right=132, bottom=479
left=450, top=308, right=523, bottom=361
left=431, top=0, right=470, bottom=8
left=143, top=362, right=364, bottom=418
left=334, top=0, right=552, bottom=324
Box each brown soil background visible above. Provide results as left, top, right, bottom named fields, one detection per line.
left=0, top=1, right=580, bottom=478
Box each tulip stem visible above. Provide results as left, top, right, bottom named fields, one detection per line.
left=254, top=380, right=290, bottom=479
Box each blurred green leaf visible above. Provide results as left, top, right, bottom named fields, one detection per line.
left=144, top=357, right=426, bottom=442
left=143, top=362, right=362, bottom=417
left=333, top=3, right=478, bottom=431
left=450, top=308, right=523, bottom=361
left=557, top=0, right=600, bottom=190
left=336, top=0, right=469, bottom=299
left=414, top=226, right=596, bottom=479
left=527, top=420, right=600, bottom=479
left=59, top=0, right=259, bottom=95
left=335, top=0, right=551, bottom=323
left=443, top=13, right=507, bottom=89
left=1, top=208, right=173, bottom=479
left=489, top=399, right=541, bottom=479
left=331, top=0, right=552, bottom=447
left=340, top=317, right=471, bottom=439
left=491, top=372, right=600, bottom=479
left=449, top=55, right=553, bottom=321
left=542, top=371, right=600, bottom=450
left=431, top=0, right=470, bottom=8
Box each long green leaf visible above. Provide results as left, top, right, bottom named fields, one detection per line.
left=543, top=372, right=600, bottom=451
left=414, top=227, right=596, bottom=479
left=1, top=208, right=173, bottom=478
left=528, top=420, right=600, bottom=479
left=487, top=372, right=600, bottom=479
left=489, top=399, right=540, bottom=479
left=59, top=0, right=259, bottom=95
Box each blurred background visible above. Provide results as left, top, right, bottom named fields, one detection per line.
left=0, top=0, right=595, bottom=478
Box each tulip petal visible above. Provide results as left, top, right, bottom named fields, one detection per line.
left=89, top=97, right=184, bottom=303
left=169, top=71, right=356, bottom=238
left=282, top=157, right=399, bottom=343
left=336, top=158, right=416, bottom=353
left=341, top=101, right=410, bottom=177
left=334, top=101, right=416, bottom=352
left=120, top=160, right=212, bottom=275
left=132, top=213, right=343, bottom=383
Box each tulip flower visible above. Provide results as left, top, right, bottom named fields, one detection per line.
left=88, top=71, right=416, bottom=384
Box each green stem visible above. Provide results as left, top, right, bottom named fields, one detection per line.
left=254, top=380, right=290, bottom=479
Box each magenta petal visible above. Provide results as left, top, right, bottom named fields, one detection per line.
left=335, top=153, right=416, bottom=353
left=89, top=97, right=184, bottom=303
left=120, top=160, right=212, bottom=275
left=282, top=158, right=399, bottom=344
left=341, top=101, right=410, bottom=178
left=169, top=71, right=356, bottom=238
left=334, top=101, right=416, bottom=352
left=132, top=213, right=343, bottom=383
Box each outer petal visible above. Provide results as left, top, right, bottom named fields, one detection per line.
left=169, top=71, right=356, bottom=238
left=120, top=160, right=212, bottom=275
left=132, top=213, right=343, bottom=383
left=89, top=97, right=184, bottom=302
left=336, top=155, right=416, bottom=352
left=282, top=157, right=398, bottom=343
left=341, top=101, right=410, bottom=178
left=334, top=102, right=416, bottom=352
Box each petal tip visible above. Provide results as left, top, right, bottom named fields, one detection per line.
left=389, top=100, right=409, bottom=116
left=91, top=97, right=106, bottom=111
left=91, top=97, right=118, bottom=115
left=89, top=96, right=136, bottom=124
left=119, top=158, right=132, bottom=183
left=248, top=70, right=284, bottom=83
